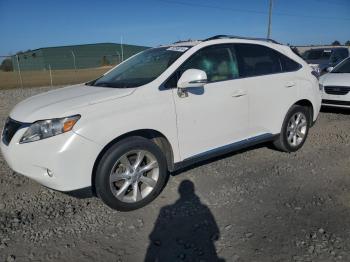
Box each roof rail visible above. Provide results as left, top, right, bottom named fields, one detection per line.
left=172, top=39, right=200, bottom=44
left=204, top=35, right=281, bottom=44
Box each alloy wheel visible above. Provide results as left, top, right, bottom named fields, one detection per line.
left=109, top=150, right=159, bottom=203
left=286, top=112, right=307, bottom=147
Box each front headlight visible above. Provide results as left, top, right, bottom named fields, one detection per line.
left=310, top=64, right=321, bottom=75
left=20, top=115, right=80, bottom=144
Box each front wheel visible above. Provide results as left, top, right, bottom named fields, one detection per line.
left=273, top=105, right=310, bottom=152
left=95, top=136, right=169, bottom=211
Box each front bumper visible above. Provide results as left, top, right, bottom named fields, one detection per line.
left=0, top=127, right=102, bottom=192
left=321, top=91, right=350, bottom=108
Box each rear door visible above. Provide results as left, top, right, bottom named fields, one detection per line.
left=235, top=43, right=301, bottom=136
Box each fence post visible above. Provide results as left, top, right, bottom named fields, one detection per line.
left=120, top=36, right=124, bottom=61
left=71, top=50, right=77, bottom=71
left=48, top=64, right=53, bottom=87
left=116, top=51, right=121, bottom=64
left=16, top=55, right=23, bottom=88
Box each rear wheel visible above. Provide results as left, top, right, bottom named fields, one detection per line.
left=95, top=136, right=168, bottom=211
left=273, top=105, right=310, bottom=152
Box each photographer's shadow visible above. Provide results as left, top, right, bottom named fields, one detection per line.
left=145, top=180, right=224, bottom=261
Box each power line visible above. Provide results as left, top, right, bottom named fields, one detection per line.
left=274, top=0, right=350, bottom=8
left=310, top=0, right=350, bottom=7
left=158, top=0, right=267, bottom=15
left=156, top=0, right=350, bottom=21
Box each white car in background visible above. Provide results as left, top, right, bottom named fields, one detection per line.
left=303, top=47, right=350, bottom=75
left=320, top=57, right=350, bottom=108
left=1, top=35, right=321, bottom=211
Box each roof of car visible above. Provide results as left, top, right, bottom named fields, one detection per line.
left=167, top=40, right=202, bottom=47
left=306, top=47, right=348, bottom=52
left=163, top=35, right=282, bottom=49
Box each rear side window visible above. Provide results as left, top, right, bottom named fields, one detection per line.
left=235, top=44, right=282, bottom=77
left=235, top=43, right=301, bottom=77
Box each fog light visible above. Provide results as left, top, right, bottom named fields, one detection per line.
left=47, top=169, right=53, bottom=177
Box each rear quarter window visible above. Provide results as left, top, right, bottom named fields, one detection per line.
left=277, top=52, right=302, bottom=72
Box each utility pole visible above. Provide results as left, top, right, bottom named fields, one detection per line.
left=267, top=0, right=273, bottom=39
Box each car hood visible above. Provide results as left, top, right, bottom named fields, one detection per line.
left=320, top=73, right=350, bottom=86
left=10, top=84, right=135, bottom=122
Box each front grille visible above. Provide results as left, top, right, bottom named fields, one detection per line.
left=2, top=118, right=23, bottom=145
left=324, top=86, right=350, bottom=95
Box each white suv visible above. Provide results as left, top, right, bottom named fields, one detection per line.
left=1, top=35, right=321, bottom=211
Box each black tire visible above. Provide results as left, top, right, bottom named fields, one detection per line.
left=95, top=136, right=169, bottom=211
left=273, top=105, right=310, bottom=152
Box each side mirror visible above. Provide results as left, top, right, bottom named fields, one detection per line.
left=326, top=66, right=334, bottom=72
left=177, top=69, right=207, bottom=89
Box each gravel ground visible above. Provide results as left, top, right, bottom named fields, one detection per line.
left=1, top=86, right=350, bottom=262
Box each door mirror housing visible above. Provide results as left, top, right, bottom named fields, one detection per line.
left=326, top=66, right=334, bottom=73
left=177, top=69, right=207, bottom=89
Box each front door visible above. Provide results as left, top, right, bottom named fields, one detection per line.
left=172, top=44, right=249, bottom=160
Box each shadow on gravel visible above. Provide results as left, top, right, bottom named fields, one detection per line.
left=321, top=106, right=350, bottom=115
left=145, top=180, right=225, bottom=262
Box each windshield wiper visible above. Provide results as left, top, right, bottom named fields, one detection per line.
left=93, top=82, right=114, bottom=87
left=93, top=81, right=133, bottom=88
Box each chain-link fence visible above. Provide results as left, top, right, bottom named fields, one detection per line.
left=0, top=54, right=120, bottom=89
left=0, top=43, right=148, bottom=89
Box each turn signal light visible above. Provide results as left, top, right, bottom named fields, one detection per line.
left=63, top=119, right=78, bottom=132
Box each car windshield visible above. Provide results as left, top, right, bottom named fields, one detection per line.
left=90, top=47, right=189, bottom=88
left=332, top=57, right=350, bottom=73
left=303, top=49, right=331, bottom=60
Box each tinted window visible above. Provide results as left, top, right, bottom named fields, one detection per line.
left=180, top=45, right=239, bottom=82
left=332, top=57, right=350, bottom=73
left=278, top=52, right=301, bottom=72
left=303, top=49, right=331, bottom=60
left=330, top=48, right=349, bottom=64
left=235, top=44, right=282, bottom=77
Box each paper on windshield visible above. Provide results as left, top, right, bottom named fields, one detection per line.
left=166, top=46, right=189, bottom=52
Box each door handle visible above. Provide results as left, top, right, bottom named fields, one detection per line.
left=285, top=81, right=296, bottom=88
left=232, top=89, right=247, bottom=97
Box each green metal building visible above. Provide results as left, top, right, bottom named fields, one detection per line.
left=12, top=43, right=149, bottom=71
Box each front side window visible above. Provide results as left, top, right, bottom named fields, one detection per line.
left=332, top=57, right=350, bottom=73
left=180, top=45, right=239, bottom=82
left=91, top=47, right=188, bottom=88
left=235, top=44, right=282, bottom=77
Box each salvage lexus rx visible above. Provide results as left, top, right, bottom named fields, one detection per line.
left=1, top=35, right=321, bottom=211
